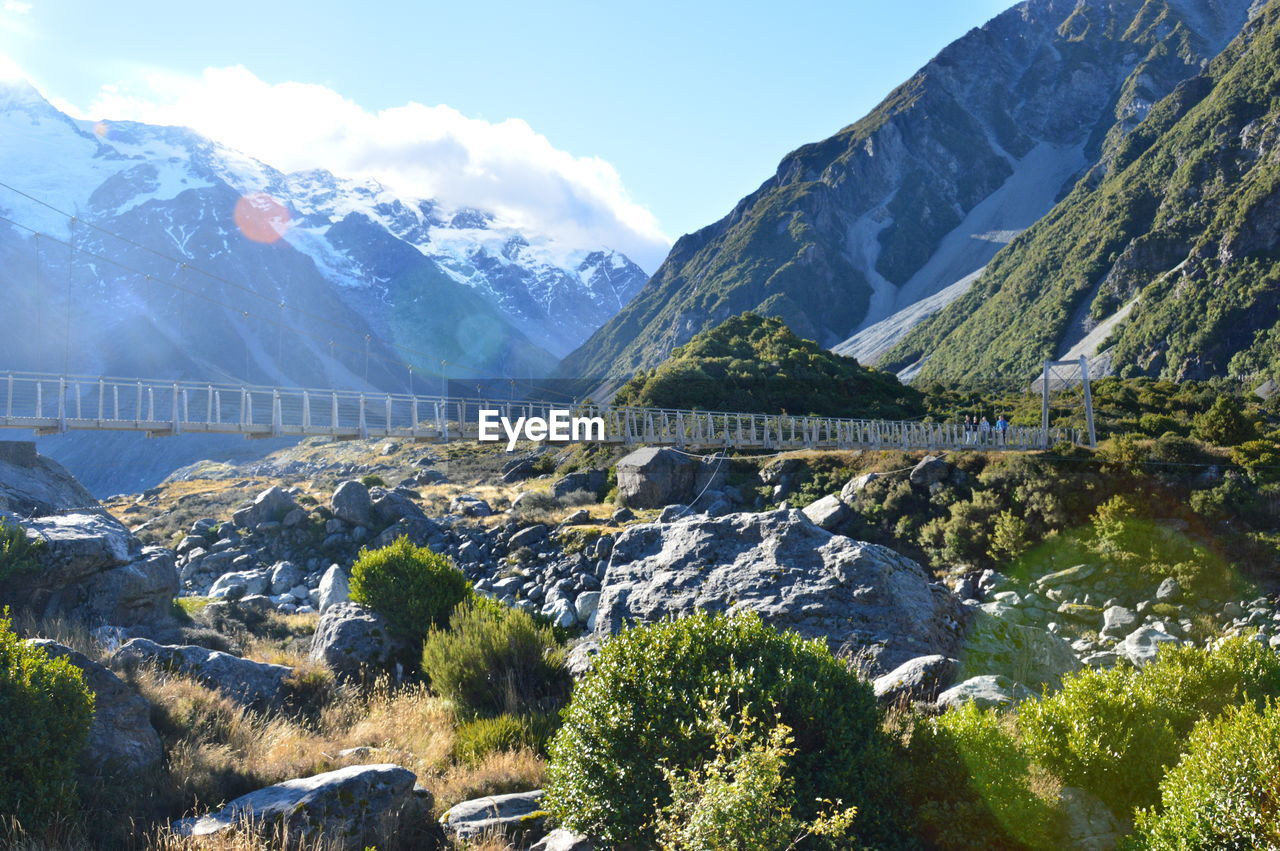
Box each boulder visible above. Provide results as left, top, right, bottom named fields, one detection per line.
left=872, top=654, right=959, bottom=704
left=318, top=564, right=351, bottom=613
left=2, top=513, right=177, bottom=627
left=552, top=470, right=607, bottom=501
left=542, top=598, right=578, bottom=629
left=83, top=546, right=179, bottom=625
left=0, top=441, right=98, bottom=516
left=1058, top=786, right=1122, bottom=850
left=502, top=457, right=536, bottom=483
left=908, top=455, right=950, bottom=488
left=531, top=829, right=596, bottom=851
left=269, top=561, right=304, bottom=595
left=175, top=764, right=420, bottom=850
left=113, top=638, right=293, bottom=708
left=1117, top=626, right=1179, bottom=668
left=331, top=480, right=374, bottom=527
left=801, top=494, right=850, bottom=531
left=1156, top=577, right=1182, bottom=603
left=310, top=603, right=400, bottom=680
left=1036, top=564, right=1096, bottom=589
left=574, top=591, right=601, bottom=625
left=839, top=473, right=879, bottom=502
left=595, top=509, right=965, bottom=675
left=615, top=447, right=696, bottom=509
left=937, top=675, right=1033, bottom=709
left=958, top=609, right=1080, bottom=689
left=510, top=524, right=549, bottom=550
left=209, top=568, right=270, bottom=599
left=232, top=486, right=298, bottom=529
left=26, top=639, right=162, bottom=774
left=450, top=494, right=494, bottom=517
left=440, top=789, right=546, bottom=843
left=1100, top=605, right=1137, bottom=638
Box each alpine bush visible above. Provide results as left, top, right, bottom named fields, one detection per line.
left=1021, top=637, right=1280, bottom=815
left=0, top=612, right=95, bottom=836
left=349, top=536, right=469, bottom=647
left=0, top=518, right=43, bottom=583
left=543, top=611, right=901, bottom=846
left=1131, top=701, right=1280, bottom=849
left=421, top=597, right=569, bottom=718
left=453, top=712, right=560, bottom=764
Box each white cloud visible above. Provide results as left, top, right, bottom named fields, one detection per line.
left=67, top=65, right=670, bottom=270
left=2, top=1, right=32, bottom=14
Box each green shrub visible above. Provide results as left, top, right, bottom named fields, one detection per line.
left=1192, top=396, right=1255, bottom=446
left=1230, top=439, right=1280, bottom=484
left=653, top=703, right=857, bottom=851
left=0, top=612, right=95, bottom=835
left=1021, top=637, right=1280, bottom=815
left=421, top=598, right=569, bottom=718
left=349, top=536, right=469, bottom=647
left=0, top=519, right=43, bottom=583
left=453, top=712, right=560, bottom=764
left=543, top=611, right=901, bottom=846
left=359, top=474, right=387, bottom=488
left=1131, top=701, right=1280, bottom=849
left=933, top=703, right=1058, bottom=848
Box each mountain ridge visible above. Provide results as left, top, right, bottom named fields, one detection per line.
left=557, top=0, right=1258, bottom=386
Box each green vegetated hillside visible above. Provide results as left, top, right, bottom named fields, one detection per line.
left=612, top=313, right=924, bottom=419
left=560, top=0, right=1254, bottom=385
left=886, top=0, right=1280, bottom=382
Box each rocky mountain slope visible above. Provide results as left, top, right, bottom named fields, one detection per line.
left=559, top=0, right=1258, bottom=386
left=884, top=0, right=1280, bottom=382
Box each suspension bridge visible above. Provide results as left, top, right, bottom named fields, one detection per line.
left=0, top=181, right=1093, bottom=455
left=0, top=371, right=1083, bottom=452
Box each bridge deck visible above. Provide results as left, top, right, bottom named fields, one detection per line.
left=0, top=372, right=1080, bottom=452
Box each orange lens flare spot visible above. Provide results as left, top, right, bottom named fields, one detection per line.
left=92, top=121, right=109, bottom=139
left=233, top=193, right=291, bottom=244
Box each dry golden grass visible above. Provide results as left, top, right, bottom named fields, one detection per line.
left=429, top=748, right=545, bottom=817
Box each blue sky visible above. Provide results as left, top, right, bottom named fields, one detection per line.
left=0, top=0, right=1014, bottom=270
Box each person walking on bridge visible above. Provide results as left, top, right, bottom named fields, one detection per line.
left=995, top=414, right=1009, bottom=445
left=979, top=416, right=991, bottom=445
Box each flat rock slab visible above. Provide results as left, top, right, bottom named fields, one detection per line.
left=113, top=638, right=294, bottom=708
left=175, top=764, right=418, bottom=850
left=441, top=790, right=547, bottom=842
left=595, top=509, right=965, bottom=675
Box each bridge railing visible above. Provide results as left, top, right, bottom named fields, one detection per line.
left=0, top=371, right=1080, bottom=450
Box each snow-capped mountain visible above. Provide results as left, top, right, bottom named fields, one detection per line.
left=0, top=79, right=646, bottom=493
left=0, top=78, right=647, bottom=385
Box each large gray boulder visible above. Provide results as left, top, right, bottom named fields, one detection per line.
left=595, top=509, right=965, bottom=675
left=113, top=638, right=294, bottom=708
left=801, top=494, right=851, bottom=531
left=2, top=512, right=177, bottom=627
left=331, top=480, right=374, bottom=527
left=318, top=564, right=351, bottom=613
left=440, top=789, right=546, bottom=843
left=310, top=603, right=400, bottom=680
left=1118, top=626, right=1180, bottom=668
left=174, top=764, right=420, bottom=850
left=531, top=829, right=596, bottom=851
left=872, top=654, right=959, bottom=704
left=82, top=547, right=179, bottom=624
left=0, top=441, right=97, bottom=516
left=615, top=447, right=696, bottom=509
left=957, top=609, right=1081, bottom=690
left=26, top=639, right=162, bottom=774
left=232, top=486, right=298, bottom=529
left=1059, top=787, right=1122, bottom=850
left=209, top=567, right=270, bottom=599
left=552, top=470, right=607, bottom=500
left=937, top=674, right=1033, bottom=709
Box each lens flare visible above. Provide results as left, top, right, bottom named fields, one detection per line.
left=92, top=121, right=109, bottom=139
left=233, top=193, right=291, bottom=244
